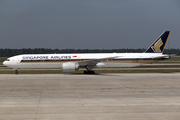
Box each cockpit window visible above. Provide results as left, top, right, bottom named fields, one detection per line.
left=6, top=59, right=10, bottom=61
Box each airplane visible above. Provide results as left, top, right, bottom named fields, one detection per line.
left=3, top=31, right=171, bottom=74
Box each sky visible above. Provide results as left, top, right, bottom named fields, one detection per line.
left=0, top=0, right=180, bottom=49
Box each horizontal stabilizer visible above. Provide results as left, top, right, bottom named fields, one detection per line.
left=150, top=55, right=170, bottom=59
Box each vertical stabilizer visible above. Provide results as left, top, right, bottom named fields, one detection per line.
left=145, top=31, right=170, bottom=53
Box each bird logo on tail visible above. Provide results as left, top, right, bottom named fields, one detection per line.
left=151, top=38, right=163, bottom=52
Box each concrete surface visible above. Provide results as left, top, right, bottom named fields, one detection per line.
left=0, top=73, right=180, bottom=120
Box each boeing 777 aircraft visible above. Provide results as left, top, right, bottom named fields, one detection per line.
left=3, top=31, right=171, bottom=74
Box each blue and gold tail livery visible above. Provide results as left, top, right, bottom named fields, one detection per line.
left=145, top=31, right=170, bottom=53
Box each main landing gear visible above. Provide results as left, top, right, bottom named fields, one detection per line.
left=84, top=66, right=95, bottom=74
left=84, top=70, right=95, bottom=74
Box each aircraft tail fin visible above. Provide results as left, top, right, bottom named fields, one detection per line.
left=145, top=31, right=170, bottom=53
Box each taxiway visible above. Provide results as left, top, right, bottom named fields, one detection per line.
left=0, top=73, right=180, bottom=120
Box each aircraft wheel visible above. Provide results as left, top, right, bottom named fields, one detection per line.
left=84, top=70, right=95, bottom=74
left=90, top=71, right=95, bottom=74
left=84, top=71, right=87, bottom=74
left=15, top=70, right=18, bottom=75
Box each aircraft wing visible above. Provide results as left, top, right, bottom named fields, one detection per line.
left=77, top=56, right=119, bottom=66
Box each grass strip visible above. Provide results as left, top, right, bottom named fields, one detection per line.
left=1, top=69, right=180, bottom=74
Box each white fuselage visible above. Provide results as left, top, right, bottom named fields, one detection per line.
left=3, top=53, right=169, bottom=69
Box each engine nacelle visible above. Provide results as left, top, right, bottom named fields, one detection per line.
left=95, top=62, right=106, bottom=67
left=62, top=62, right=79, bottom=72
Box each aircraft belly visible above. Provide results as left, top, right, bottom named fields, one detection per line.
left=104, top=62, right=141, bottom=67
left=104, top=59, right=162, bottom=64
left=18, top=63, right=62, bottom=69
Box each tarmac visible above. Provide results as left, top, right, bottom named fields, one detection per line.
left=0, top=73, right=180, bottom=120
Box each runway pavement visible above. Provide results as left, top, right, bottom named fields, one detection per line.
left=0, top=73, right=180, bottom=120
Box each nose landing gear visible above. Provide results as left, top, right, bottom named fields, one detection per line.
left=15, top=70, right=18, bottom=75
left=14, top=69, right=18, bottom=75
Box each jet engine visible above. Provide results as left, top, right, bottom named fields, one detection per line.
left=62, top=62, right=79, bottom=72
left=96, top=62, right=106, bottom=67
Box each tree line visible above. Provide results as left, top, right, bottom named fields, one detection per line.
left=0, top=48, right=179, bottom=57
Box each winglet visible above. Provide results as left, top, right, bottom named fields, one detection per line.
left=145, top=31, right=171, bottom=53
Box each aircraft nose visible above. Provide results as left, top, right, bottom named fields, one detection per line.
left=3, top=61, right=7, bottom=66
